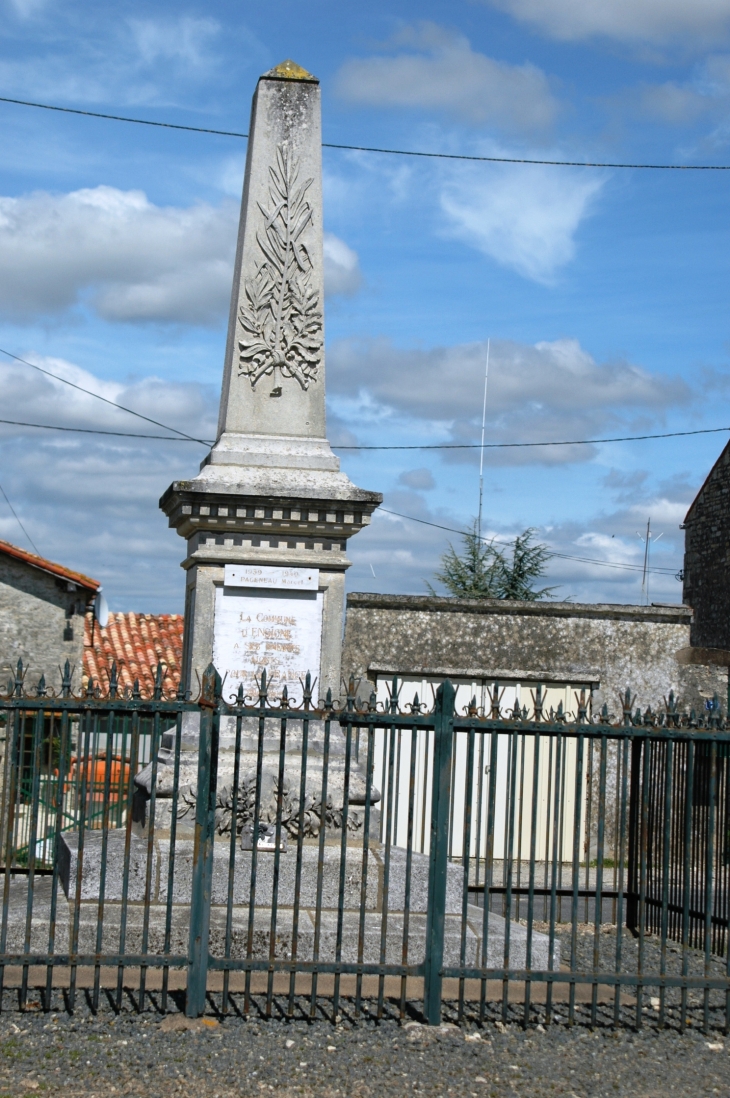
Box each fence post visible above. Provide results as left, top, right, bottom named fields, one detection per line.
left=626, top=735, right=643, bottom=934
left=423, top=678, right=456, bottom=1025
left=186, top=663, right=221, bottom=1018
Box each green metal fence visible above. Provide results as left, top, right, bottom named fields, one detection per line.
left=0, top=659, right=728, bottom=1030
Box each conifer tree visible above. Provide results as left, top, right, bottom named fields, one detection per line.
left=429, top=521, right=556, bottom=601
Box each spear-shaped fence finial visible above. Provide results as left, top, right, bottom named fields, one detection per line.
left=109, top=661, right=119, bottom=700
left=61, top=659, right=72, bottom=699
left=154, top=662, right=164, bottom=701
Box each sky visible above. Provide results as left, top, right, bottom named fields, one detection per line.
left=0, top=0, right=729, bottom=611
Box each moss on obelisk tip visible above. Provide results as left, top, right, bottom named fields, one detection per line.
left=263, top=59, right=318, bottom=82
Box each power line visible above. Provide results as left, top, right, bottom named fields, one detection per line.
left=0, top=418, right=214, bottom=442
left=0, top=96, right=249, bottom=138
left=379, top=507, right=679, bottom=576
left=0, top=481, right=40, bottom=556
left=0, top=407, right=726, bottom=453
left=0, top=348, right=209, bottom=445
left=333, top=425, right=730, bottom=451
left=323, top=142, right=730, bottom=171
left=1, top=94, right=729, bottom=171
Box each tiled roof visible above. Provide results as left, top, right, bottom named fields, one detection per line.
left=0, top=538, right=99, bottom=592
left=83, top=612, right=184, bottom=695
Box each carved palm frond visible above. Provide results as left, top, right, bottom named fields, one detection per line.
left=238, top=143, right=322, bottom=391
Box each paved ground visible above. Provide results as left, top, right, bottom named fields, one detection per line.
left=0, top=1005, right=728, bottom=1098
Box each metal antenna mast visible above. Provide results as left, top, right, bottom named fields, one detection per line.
left=637, top=517, right=663, bottom=605
left=641, top=518, right=650, bottom=604
left=477, top=339, right=490, bottom=541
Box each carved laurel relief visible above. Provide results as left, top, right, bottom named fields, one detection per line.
left=237, top=144, right=322, bottom=393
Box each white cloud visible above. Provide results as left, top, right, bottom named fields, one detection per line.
left=633, top=54, right=730, bottom=125
left=345, top=493, right=685, bottom=605
left=638, top=83, right=711, bottom=124
left=0, top=187, right=362, bottom=325
left=703, top=52, right=730, bottom=90
left=485, top=0, right=730, bottom=44
left=328, top=336, right=688, bottom=464
left=0, top=186, right=236, bottom=324
left=440, top=163, right=603, bottom=282
left=335, top=22, right=558, bottom=134
left=323, top=232, right=362, bottom=296
left=128, top=16, right=220, bottom=69
left=0, top=12, right=266, bottom=110
left=0, top=353, right=690, bottom=612
left=0, top=356, right=219, bottom=611
left=6, top=0, right=45, bottom=18
left=0, top=354, right=219, bottom=445
left=398, top=468, right=436, bottom=490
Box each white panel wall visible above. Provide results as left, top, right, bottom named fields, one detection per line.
left=370, top=675, right=591, bottom=865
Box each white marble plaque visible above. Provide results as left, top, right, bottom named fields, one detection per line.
left=213, top=585, right=323, bottom=701
left=224, top=564, right=319, bottom=590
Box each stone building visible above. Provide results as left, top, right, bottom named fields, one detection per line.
left=341, top=593, right=726, bottom=717
left=682, top=439, right=730, bottom=655
left=0, top=539, right=99, bottom=691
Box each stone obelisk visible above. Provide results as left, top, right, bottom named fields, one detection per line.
left=160, top=61, right=381, bottom=703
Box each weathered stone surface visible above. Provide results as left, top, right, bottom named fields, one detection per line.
left=342, top=593, right=727, bottom=713
left=159, top=63, right=380, bottom=699
left=0, top=549, right=95, bottom=692
left=16, top=852, right=561, bottom=970
left=158, top=843, right=383, bottom=909
left=0, top=875, right=69, bottom=954
left=59, top=830, right=158, bottom=903
left=59, top=836, right=451, bottom=912
left=132, top=720, right=382, bottom=841
left=683, top=441, right=730, bottom=652
left=66, top=902, right=556, bottom=969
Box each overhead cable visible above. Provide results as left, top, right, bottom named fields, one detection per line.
left=379, top=507, right=679, bottom=577
left=0, top=96, right=248, bottom=138
left=0, top=348, right=209, bottom=446
left=0, top=481, right=40, bottom=556
left=0, top=404, right=726, bottom=452
left=1, top=95, right=729, bottom=171
left=0, top=418, right=214, bottom=442
left=333, top=425, right=730, bottom=451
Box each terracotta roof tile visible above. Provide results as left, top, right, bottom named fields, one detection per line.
left=0, top=538, right=99, bottom=592
left=83, top=612, right=184, bottom=696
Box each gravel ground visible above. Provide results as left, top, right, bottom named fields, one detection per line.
left=0, top=890, right=728, bottom=1098
left=0, top=1005, right=728, bottom=1098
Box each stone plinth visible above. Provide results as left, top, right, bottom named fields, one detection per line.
left=58, top=835, right=560, bottom=970
left=129, top=723, right=382, bottom=842
left=160, top=61, right=380, bottom=700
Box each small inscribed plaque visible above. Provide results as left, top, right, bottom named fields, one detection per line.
left=224, top=564, right=319, bottom=591
left=213, top=585, right=323, bottom=702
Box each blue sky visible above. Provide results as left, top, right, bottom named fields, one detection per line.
left=0, top=0, right=729, bottom=610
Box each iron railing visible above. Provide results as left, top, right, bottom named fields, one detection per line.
left=0, top=661, right=728, bottom=1031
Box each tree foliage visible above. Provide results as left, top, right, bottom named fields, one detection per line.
left=429, top=521, right=556, bottom=601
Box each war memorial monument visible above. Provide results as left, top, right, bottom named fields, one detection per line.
left=53, top=62, right=556, bottom=979
left=160, top=59, right=381, bottom=703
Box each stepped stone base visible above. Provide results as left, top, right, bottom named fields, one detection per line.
left=55, top=831, right=560, bottom=970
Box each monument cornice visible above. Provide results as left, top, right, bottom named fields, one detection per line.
left=180, top=543, right=353, bottom=573
left=160, top=482, right=381, bottom=542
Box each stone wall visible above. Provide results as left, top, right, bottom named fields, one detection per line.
left=342, top=594, right=727, bottom=715
left=0, top=555, right=92, bottom=692
left=683, top=441, right=730, bottom=651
